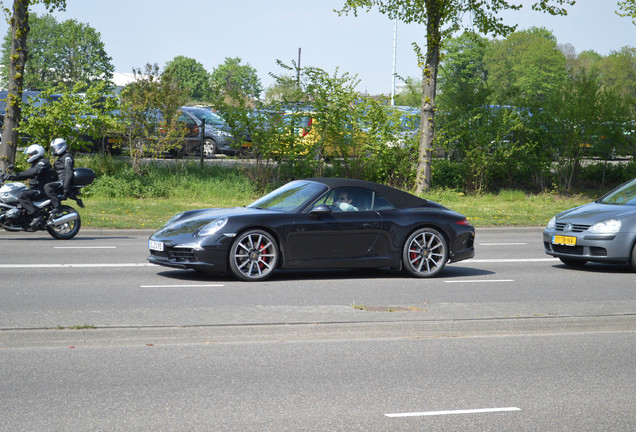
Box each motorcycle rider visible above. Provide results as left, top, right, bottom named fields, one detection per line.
left=3, top=144, right=56, bottom=228
left=44, top=138, right=74, bottom=216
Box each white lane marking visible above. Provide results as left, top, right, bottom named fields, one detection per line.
left=444, top=279, right=514, bottom=284
left=53, top=246, right=117, bottom=249
left=141, top=284, right=224, bottom=288
left=469, top=258, right=557, bottom=263
left=385, top=407, right=521, bottom=418
left=479, top=242, right=527, bottom=246
left=0, top=263, right=154, bottom=268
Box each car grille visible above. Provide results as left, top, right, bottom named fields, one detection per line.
left=551, top=244, right=584, bottom=255
left=150, top=247, right=196, bottom=262
left=544, top=243, right=608, bottom=257
left=169, top=248, right=195, bottom=262
left=555, top=222, right=591, bottom=233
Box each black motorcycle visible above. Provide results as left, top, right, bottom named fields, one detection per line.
left=0, top=167, right=95, bottom=239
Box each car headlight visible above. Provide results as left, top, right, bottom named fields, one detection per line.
left=588, top=219, right=621, bottom=234
left=546, top=216, right=556, bottom=230
left=198, top=217, right=228, bottom=236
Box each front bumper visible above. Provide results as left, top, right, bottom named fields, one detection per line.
left=147, top=234, right=232, bottom=273
left=543, top=229, right=635, bottom=263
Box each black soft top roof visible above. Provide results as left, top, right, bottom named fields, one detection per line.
left=304, top=178, right=430, bottom=209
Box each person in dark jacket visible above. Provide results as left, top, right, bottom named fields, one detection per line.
left=4, top=144, right=56, bottom=227
left=44, top=138, right=74, bottom=216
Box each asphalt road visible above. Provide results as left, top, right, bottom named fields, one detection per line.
left=1, top=227, right=636, bottom=346
left=2, top=227, right=636, bottom=431
left=2, top=332, right=636, bottom=431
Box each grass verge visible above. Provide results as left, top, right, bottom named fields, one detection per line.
left=72, top=156, right=595, bottom=230
left=79, top=190, right=594, bottom=230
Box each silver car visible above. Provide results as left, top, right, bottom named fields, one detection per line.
left=543, top=178, right=636, bottom=269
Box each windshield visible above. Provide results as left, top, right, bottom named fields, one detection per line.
left=190, top=109, right=226, bottom=127
left=597, top=178, right=636, bottom=205
left=248, top=181, right=326, bottom=212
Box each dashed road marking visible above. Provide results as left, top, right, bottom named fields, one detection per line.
left=479, top=242, right=527, bottom=246
left=444, top=279, right=514, bottom=284
left=469, top=258, right=557, bottom=263
left=53, top=246, right=117, bottom=249
left=140, top=284, right=224, bottom=288
left=385, top=407, right=521, bottom=418
left=0, top=263, right=153, bottom=268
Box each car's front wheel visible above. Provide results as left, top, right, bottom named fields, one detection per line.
left=229, top=229, right=279, bottom=281
left=402, top=227, right=448, bottom=278
left=202, top=138, right=218, bottom=157
left=629, top=242, right=636, bottom=272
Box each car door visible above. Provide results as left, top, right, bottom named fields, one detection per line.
left=285, top=188, right=382, bottom=267
left=178, top=111, right=201, bottom=153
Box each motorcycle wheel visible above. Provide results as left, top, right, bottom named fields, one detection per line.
left=46, top=204, right=81, bottom=240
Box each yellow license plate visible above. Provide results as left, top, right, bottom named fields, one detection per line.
left=553, top=235, right=576, bottom=246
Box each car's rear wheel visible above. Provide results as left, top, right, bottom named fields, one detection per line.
left=229, top=229, right=278, bottom=281
left=559, top=257, right=587, bottom=267
left=402, top=227, right=448, bottom=278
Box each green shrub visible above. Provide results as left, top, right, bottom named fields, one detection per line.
left=431, top=159, right=465, bottom=190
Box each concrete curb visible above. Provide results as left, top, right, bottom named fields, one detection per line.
left=2, top=315, right=635, bottom=349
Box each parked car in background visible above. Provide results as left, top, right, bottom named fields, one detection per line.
left=275, top=109, right=367, bottom=159
left=0, top=90, right=46, bottom=146
left=179, top=106, right=250, bottom=157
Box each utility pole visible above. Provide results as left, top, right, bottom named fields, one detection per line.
left=391, top=18, right=397, bottom=106
left=297, top=48, right=302, bottom=85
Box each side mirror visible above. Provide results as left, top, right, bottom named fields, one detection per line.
left=310, top=204, right=332, bottom=215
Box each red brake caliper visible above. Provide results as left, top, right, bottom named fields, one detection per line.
left=258, top=242, right=266, bottom=269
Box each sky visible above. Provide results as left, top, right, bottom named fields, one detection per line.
left=1, top=0, right=635, bottom=95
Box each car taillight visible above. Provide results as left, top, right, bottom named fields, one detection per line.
left=193, top=126, right=200, bottom=134
left=456, top=219, right=471, bottom=226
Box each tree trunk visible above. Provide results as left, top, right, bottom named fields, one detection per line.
left=0, top=0, right=30, bottom=173
left=415, top=6, right=442, bottom=195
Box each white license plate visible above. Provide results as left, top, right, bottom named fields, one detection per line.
left=148, top=240, right=164, bottom=252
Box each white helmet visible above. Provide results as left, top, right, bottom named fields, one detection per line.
left=50, top=138, right=67, bottom=155
left=24, top=144, right=45, bottom=164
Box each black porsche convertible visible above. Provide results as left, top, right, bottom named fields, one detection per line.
left=147, top=178, right=475, bottom=281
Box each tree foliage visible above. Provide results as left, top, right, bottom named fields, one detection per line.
left=0, top=12, right=113, bottom=90
left=436, top=29, right=635, bottom=193
left=338, top=0, right=574, bottom=194
left=485, top=27, right=567, bottom=108
left=163, top=55, right=212, bottom=102
left=617, top=0, right=636, bottom=24
left=210, top=57, right=262, bottom=100
left=118, top=64, right=189, bottom=172
left=0, top=0, right=67, bottom=172
left=437, top=32, right=540, bottom=192
left=393, top=76, right=422, bottom=107
left=17, top=82, right=119, bottom=151
left=212, top=61, right=415, bottom=188
left=542, top=69, right=633, bottom=190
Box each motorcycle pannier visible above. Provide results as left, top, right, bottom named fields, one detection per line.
left=73, top=168, right=96, bottom=186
